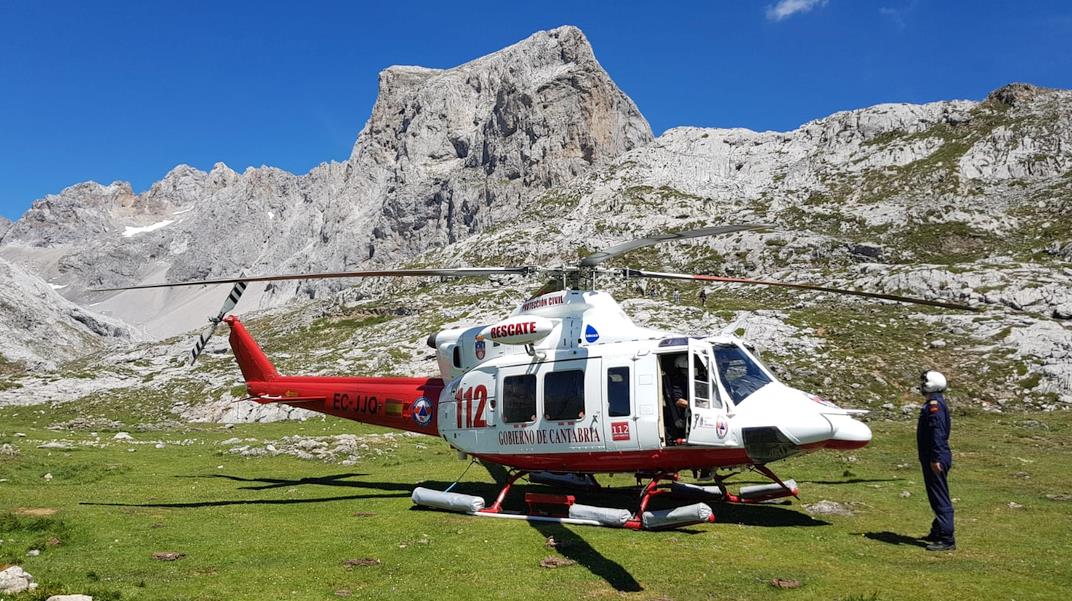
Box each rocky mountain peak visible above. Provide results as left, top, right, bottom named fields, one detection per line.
left=346, top=25, right=651, bottom=258
left=3, top=180, right=137, bottom=247
left=987, top=82, right=1048, bottom=107
left=357, top=26, right=597, bottom=149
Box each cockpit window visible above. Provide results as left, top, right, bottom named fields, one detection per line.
left=712, top=344, right=772, bottom=406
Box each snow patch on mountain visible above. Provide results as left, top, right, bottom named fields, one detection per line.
left=122, top=220, right=175, bottom=237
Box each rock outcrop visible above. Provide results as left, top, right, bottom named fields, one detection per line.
left=450, top=83, right=1071, bottom=274
left=0, top=565, right=37, bottom=594
left=0, top=257, right=138, bottom=369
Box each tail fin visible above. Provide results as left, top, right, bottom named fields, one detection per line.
left=223, top=316, right=279, bottom=382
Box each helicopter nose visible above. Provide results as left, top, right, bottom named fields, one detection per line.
left=826, top=415, right=872, bottom=450
left=777, top=413, right=835, bottom=445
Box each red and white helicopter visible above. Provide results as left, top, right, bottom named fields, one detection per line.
left=97, top=224, right=974, bottom=530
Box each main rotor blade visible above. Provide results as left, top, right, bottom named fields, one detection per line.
left=579, top=224, right=772, bottom=267
left=89, top=267, right=534, bottom=292
left=620, top=268, right=979, bottom=311
left=217, top=280, right=248, bottom=317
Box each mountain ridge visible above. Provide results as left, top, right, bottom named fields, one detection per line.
left=0, top=29, right=1069, bottom=419
left=0, top=25, right=652, bottom=338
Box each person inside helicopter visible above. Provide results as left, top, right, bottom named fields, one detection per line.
left=712, top=344, right=772, bottom=406
left=660, top=354, right=690, bottom=443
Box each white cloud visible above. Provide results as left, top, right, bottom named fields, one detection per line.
left=880, top=1, right=918, bottom=30
left=766, top=0, right=829, bottom=21
left=880, top=7, right=905, bottom=29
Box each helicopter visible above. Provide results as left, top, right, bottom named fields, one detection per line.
left=95, top=224, right=975, bottom=530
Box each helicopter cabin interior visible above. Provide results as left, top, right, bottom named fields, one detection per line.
left=654, top=340, right=776, bottom=447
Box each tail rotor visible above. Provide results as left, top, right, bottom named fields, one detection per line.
left=190, top=280, right=248, bottom=364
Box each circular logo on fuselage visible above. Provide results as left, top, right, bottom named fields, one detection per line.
left=412, top=397, right=433, bottom=426
left=716, top=417, right=729, bottom=439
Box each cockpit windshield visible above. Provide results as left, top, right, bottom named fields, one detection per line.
left=711, top=344, right=772, bottom=406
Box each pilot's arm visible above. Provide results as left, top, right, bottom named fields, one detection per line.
left=671, top=382, right=688, bottom=408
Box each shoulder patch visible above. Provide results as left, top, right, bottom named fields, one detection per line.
left=928, top=400, right=940, bottom=413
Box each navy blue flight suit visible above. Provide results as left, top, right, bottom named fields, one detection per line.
left=917, top=391, right=955, bottom=545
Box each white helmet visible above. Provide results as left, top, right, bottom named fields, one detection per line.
left=920, top=370, right=947, bottom=393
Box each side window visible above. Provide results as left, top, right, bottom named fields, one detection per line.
left=692, top=352, right=712, bottom=409
left=607, top=367, right=630, bottom=417
left=452, top=346, right=461, bottom=368
left=502, top=374, right=536, bottom=423
left=545, top=370, right=585, bottom=421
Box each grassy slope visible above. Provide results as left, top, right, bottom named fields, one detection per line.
left=1, top=407, right=1070, bottom=601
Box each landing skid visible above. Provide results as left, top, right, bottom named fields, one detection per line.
left=411, top=465, right=800, bottom=530
left=702, top=464, right=800, bottom=504
left=413, top=470, right=716, bottom=531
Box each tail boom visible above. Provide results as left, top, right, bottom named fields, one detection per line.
left=224, top=316, right=442, bottom=436
left=249, top=375, right=443, bottom=436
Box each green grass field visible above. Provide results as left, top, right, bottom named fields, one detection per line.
left=1, top=408, right=1070, bottom=601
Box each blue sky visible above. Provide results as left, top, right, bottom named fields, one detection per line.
left=2, top=0, right=1070, bottom=220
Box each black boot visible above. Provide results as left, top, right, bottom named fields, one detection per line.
left=926, top=541, right=956, bottom=552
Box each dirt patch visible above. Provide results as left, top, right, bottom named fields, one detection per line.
left=343, top=558, right=380, bottom=569
left=770, top=578, right=802, bottom=589
left=539, top=556, right=576, bottom=569
left=13, top=507, right=57, bottom=517
left=152, top=552, right=186, bottom=561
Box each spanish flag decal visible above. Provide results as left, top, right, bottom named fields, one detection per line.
left=385, top=400, right=404, bottom=417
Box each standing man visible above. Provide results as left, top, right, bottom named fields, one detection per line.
left=663, top=355, right=690, bottom=443
left=917, top=370, right=955, bottom=551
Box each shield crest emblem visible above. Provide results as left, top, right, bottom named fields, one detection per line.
left=474, top=339, right=486, bottom=360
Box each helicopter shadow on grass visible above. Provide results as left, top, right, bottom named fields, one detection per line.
left=709, top=502, right=829, bottom=528
left=79, top=472, right=414, bottom=509
left=175, top=472, right=414, bottom=492
left=410, top=476, right=645, bottom=593
left=530, top=521, right=643, bottom=593
left=430, top=462, right=639, bottom=591
left=79, top=491, right=408, bottom=509
left=463, top=462, right=828, bottom=591
left=859, top=531, right=928, bottom=548
left=794, top=477, right=905, bottom=486
left=726, top=477, right=905, bottom=487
